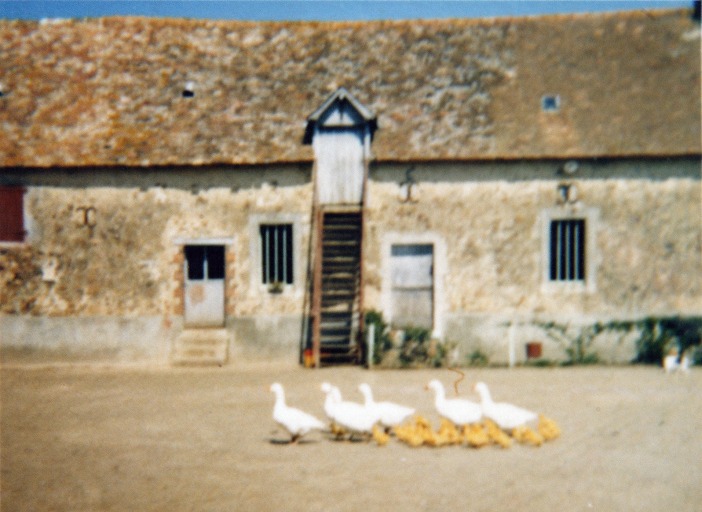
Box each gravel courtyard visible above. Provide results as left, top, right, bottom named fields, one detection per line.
left=1, top=362, right=700, bottom=512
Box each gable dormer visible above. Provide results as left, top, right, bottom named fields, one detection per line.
left=303, top=87, right=377, bottom=145
left=304, top=88, right=377, bottom=205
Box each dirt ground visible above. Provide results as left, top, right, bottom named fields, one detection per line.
left=1, top=362, right=700, bottom=512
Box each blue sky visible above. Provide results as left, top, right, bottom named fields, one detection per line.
left=0, top=1, right=692, bottom=21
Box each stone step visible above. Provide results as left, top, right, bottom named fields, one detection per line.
left=171, top=328, right=229, bottom=366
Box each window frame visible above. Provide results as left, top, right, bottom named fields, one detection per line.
left=549, top=219, right=586, bottom=282
left=541, top=207, right=598, bottom=293
left=249, top=213, right=304, bottom=294
left=259, top=223, right=294, bottom=286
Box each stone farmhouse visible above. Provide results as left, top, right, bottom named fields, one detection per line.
left=1, top=8, right=700, bottom=366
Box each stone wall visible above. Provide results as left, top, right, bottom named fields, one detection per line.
left=1, top=165, right=313, bottom=362
left=363, top=158, right=701, bottom=364
left=1, top=157, right=699, bottom=364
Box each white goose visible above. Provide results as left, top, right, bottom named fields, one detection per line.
left=320, top=382, right=346, bottom=436
left=321, top=382, right=379, bottom=440
left=473, top=381, right=537, bottom=430
left=426, top=379, right=482, bottom=426
left=269, top=382, right=326, bottom=443
left=321, top=382, right=343, bottom=421
left=358, top=383, right=415, bottom=432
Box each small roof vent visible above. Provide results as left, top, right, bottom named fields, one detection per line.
left=541, top=94, right=561, bottom=113
left=182, top=81, right=195, bottom=98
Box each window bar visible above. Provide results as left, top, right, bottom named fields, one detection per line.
left=570, top=221, right=576, bottom=280
left=269, top=227, right=274, bottom=283
left=573, top=221, right=580, bottom=281
left=565, top=221, right=571, bottom=280
left=560, top=221, right=566, bottom=280
left=288, top=225, right=293, bottom=284
left=273, top=226, right=279, bottom=283
left=282, top=226, right=287, bottom=285
left=578, top=222, right=585, bottom=279
left=556, top=222, right=563, bottom=280
left=264, top=227, right=270, bottom=283
left=565, top=221, right=572, bottom=280
left=203, top=247, right=208, bottom=280
left=549, top=221, right=557, bottom=281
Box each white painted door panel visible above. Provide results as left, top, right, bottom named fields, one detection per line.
left=390, top=244, right=434, bottom=329
left=314, top=130, right=365, bottom=205
left=184, top=280, right=225, bottom=327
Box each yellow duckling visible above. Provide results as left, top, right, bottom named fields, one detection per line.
left=422, top=429, right=446, bottom=447
left=512, top=425, right=544, bottom=447
left=414, top=415, right=432, bottom=431
left=395, top=420, right=424, bottom=447
left=438, top=419, right=463, bottom=445
left=372, top=424, right=390, bottom=446
left=463, top=423, right=491, bottom=448
left=413, top=416, right=446, bottom=448
left=485, top=419, right=513, bottom=449
left=537, top=414, right=561, bottom=441
left=330, top=421, right=347, bottom=439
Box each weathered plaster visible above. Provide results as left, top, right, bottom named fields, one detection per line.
left=1, top=158, right=699, bottom=364
left=0, top=315, right=175, bottom=363
left=363, top=158, right=701, bottom=362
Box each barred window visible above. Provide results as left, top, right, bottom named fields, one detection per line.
left=550, top=219, right=585, bottom=281
left=260, top=224, right=293, bottom=285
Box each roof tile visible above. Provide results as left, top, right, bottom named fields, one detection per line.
left=0, top=10, right=699, bottom=167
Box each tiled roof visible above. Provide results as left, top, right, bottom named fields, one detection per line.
left=0, top=9, right=699, bottom=167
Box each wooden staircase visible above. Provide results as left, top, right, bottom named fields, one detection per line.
left=311, top=210, right=363, bottom=366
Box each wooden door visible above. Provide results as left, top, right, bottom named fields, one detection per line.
left=390, top=244, right=434, bottom=329
left=184, top=245, right=225, bottom=327
left=315, top=127, right=365, bottom=205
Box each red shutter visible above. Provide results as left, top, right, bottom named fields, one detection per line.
left=0, top=186, right=25, bottom=242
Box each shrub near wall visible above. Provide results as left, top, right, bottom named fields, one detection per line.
left=632, top=316, right=702, bottom=364
left=537, top=317, right=702, bottom=365
left=364, top=310, right=456, bottom=368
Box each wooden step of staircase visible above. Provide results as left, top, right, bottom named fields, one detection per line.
left=172, top=328, right=229, bottom=366
left=314, top=210, right=363, bottom=365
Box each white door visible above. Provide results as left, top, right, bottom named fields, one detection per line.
left=390, top=244, right=434, bottom=329
left=314, top=127, right=366, bottom=205
left=184, top=245, right=225, bottom=327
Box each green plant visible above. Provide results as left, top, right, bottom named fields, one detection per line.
left=632, top=318, right=669, bottom=364
left=434, top=338, right=458, bottom=368
left=534, top=317, right=702, bottom=366
left=632, top=316, right=702, bottom=364
left=398, top=326, right=432, bottom=367
left=392, top=326, right=456, bottom=368
left=691, top=345, right=702, bottom=366
left=536, top=321, right=606, bottom=366
left=467, top=349, right=489, bottom=367
left=525, top=358, right=556, bottom=367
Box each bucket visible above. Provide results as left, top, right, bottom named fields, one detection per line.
left=303, top=348, right=315, bottom=368
left=525, top=342, right=542, bottom=359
